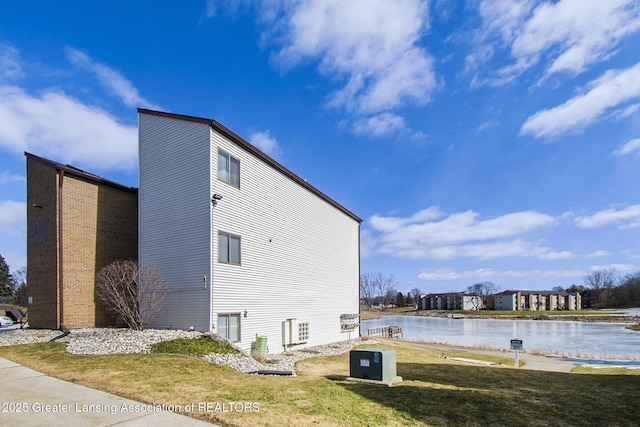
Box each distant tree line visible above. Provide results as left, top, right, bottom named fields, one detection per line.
left=360, top=267, right=640, bottom=312
left=360, top=272, right=420, bottom=310
left=576, top=268, right=640, bottom=308
left=0, top=254, right=27, bottom=306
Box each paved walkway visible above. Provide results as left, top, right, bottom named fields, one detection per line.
left=0, top=357, right=218, bottom=426
left=402, top=342, right=578, bottom=372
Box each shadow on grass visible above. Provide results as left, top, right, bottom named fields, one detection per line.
left=329, top=362, right=640, bottom=427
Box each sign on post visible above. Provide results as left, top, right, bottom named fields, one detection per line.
left=510, top=338, right=523, bottom=368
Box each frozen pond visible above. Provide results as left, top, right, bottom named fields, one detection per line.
left=362, top=314, right=640, bottom=360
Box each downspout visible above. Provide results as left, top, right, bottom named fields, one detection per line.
left=58, top=169, right=65, bottom=331
left=209, top=121, right=215, bottom=334
left=358, top=223, right=361, bottom=338
left=209, top=175, right=214, bottom=334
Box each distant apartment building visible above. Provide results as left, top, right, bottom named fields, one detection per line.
left=419, top=292, right=482, bottom=311
left=25, top=153, right=138, bottom=329
left=493, top=290, right=581, bottom=311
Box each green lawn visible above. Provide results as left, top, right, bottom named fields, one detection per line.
left=1, top=338, right=638, bottom=426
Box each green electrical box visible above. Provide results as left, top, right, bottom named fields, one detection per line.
left=349, top=349, right=397, bottom=382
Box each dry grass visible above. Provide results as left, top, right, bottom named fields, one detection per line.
left=1, top=339, right=639, bottom=426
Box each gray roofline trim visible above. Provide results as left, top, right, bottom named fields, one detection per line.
left=138, top=108, right=362, bottom=223
left=24, top=152, right=138, bottom=194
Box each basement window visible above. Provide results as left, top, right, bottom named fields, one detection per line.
left=218, top=149, right=240, bottom=188
left=218, top=313, right=241, bottom=342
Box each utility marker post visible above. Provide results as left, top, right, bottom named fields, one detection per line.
left=510, top=338, right=523, bottom=368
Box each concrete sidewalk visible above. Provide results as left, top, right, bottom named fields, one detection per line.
left=0, top=357, right=218, bottom=426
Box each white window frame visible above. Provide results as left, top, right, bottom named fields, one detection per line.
left=218, top=231, right=241, bottom=265
left=218, top=148, right=240, bottom=188
left=218, top=313, right=241, bottom=342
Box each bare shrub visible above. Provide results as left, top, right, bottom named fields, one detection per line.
left=96, top=260, right=168, bottom=330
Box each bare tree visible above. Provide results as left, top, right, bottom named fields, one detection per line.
left=12, top=266, right=27, bottom=307
left=360, top=272, right=397, bottom=310
left=584, top=268, right=619, bottom=307
left=466, top=281, right=498, bottom=309
left=410, top=288, right=422, bottom=308
left=360, top=272, right=377, bottom=310
left=466, top=295, right=483, bottom=314
left=96, top=260, right=168, bottom=330
left=584, top=268, right=618, bottom=290
left=378, top=275, right=398, bottom=310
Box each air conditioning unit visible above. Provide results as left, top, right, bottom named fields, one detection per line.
left=283, top=318, right=309, bottom=346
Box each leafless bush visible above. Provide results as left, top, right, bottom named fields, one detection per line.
left=96, top=260, right=168, bottom=330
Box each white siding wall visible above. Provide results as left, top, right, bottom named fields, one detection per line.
left=139, top=114, right=212, bottom=331
left=495, top=294, right=516, bottom=310
left=210, top=130, right=360, bottom=354
left=462, top=295, right=481, bottom=310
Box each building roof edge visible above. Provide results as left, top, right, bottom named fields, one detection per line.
left=138, top=108, right=362, bottom=223
left=24, top=152, right=137, bottom=194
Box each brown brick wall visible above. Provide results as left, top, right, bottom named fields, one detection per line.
left=26, top=155, right=138, bottom=329
left=26, top=159, right=59, bottom=329
left=61, top=175, right=138, bottom=328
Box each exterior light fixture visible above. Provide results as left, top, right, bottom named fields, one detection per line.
left=32, top=203, right=42, bottom=208
left=211, top=193, right=223, bottom=207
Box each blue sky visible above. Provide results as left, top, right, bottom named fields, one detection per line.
left=1, top=1, right=640, bottom=295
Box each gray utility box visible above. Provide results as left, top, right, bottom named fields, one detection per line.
left=350, top=349, right=397, bottom=381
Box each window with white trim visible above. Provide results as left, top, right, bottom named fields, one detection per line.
left=218, top=149, right=240, bottom=188
left=218, top=231, right=241, bottom=265
left=218, top=313, right=241, bottom=342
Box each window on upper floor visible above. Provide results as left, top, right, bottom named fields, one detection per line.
left=218, top=231, right=241, bottom=265
left=218, top=149, right=240, bottom=188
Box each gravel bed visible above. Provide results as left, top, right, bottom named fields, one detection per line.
left=203, top=339, right=365, bottom=375
left=0, top=328, right=203, bottom=354
left=64, top=328, right=203, bottom=354
left=0, top=327, right=367, bottom=375
left=0, top=328, right=64, bottom=346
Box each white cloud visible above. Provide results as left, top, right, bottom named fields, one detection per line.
left=265, top=0, right=436, bottom=136
left=370, top=208, right=555, bottom=244
left=351, top=113, right=407, bottom=137
left=0, top=44, right=22, bottom=81
left=574, top=204, right=640, bottom=229
left=0, top=85, right=138, bottom=172
left=249, top=129, right=282, bottom=158
left=0, top=200, right=26, bottom=238
left=66, top=47, right=160, bottom=110
left=538, top=251, right=574, bottom=260
left=614, top=103, right=640, bottom=119
left=401, top=239, right=552, bottom=261
left=417, top=267, right=585, bottom=281
left=586, top=263, right=636, bottom=273
left=586, top=250, right=610, bottom=258
left=0, top=172, right=25, bottom=185
left=359, top=228, right=376, bottom=259
left=367, top=207, right=557, bottom=261
left=520, top=62, right=640, bottom=138
left=513, top=0, right=640, bottom=78
left=202, top=0, right=217, bottom=20
left=612, top=138, right=640, bottom=156
left=470, top=0, right=640, bottom=85
left=418, top=263, right=636, bottom=282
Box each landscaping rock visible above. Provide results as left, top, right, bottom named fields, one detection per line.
left=0, top=328, right=366, bottom=376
